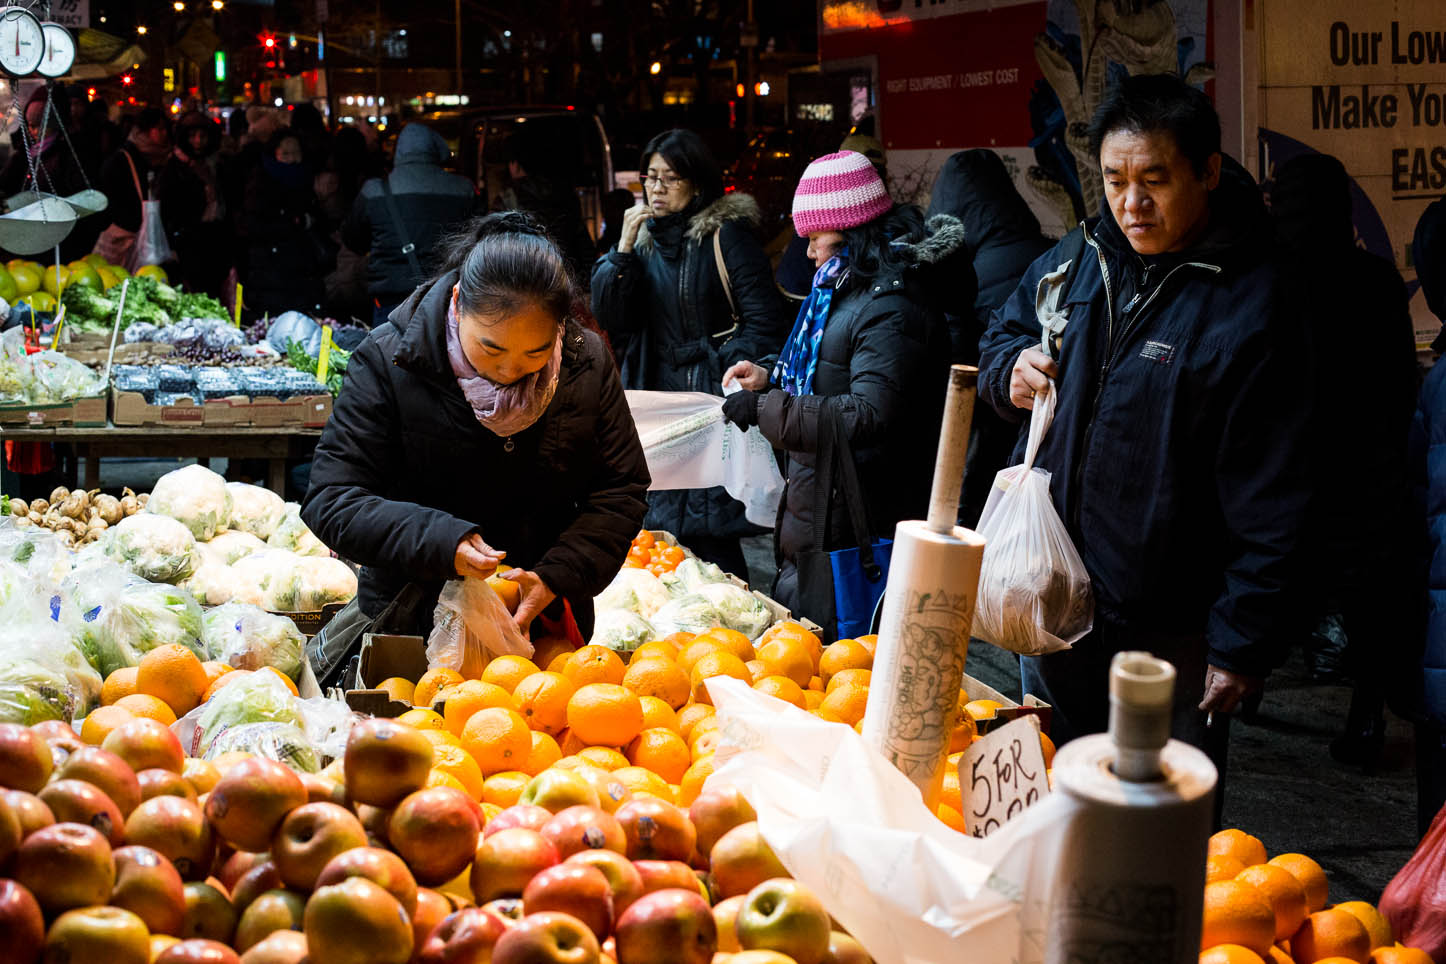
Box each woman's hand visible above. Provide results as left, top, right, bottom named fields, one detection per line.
left=617, top=204, right=650, bottom=254
left=499, top=569, right=556, bottom=631
left=723, top=360, right=770, bottom=392
left=454, top=534, right=505, bottom=580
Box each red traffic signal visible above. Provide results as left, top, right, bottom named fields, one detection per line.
left=120, top=74, right=133, bottom=86
left=262, top=35, right=277, bottom=49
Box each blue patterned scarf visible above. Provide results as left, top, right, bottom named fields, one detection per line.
left=772, top=249, right=849, bottom=396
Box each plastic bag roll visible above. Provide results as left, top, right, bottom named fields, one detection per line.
left=1044, top=734, right=1217, bottom=963
left=859, top=519, right=986, bottom=808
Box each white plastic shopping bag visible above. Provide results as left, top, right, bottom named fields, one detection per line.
left=132, top=198, right=174, bottom=271
left=625, top=390, right=783, bottom=527
left=971, top=380, right=1093, bottom=655
left=425, top=577, right=533, bottom=677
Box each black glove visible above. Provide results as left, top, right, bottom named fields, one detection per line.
left=721, top=389, right=760, bottom=429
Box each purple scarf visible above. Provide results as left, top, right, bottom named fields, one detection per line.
left=445, top=288, right=562, bottom=437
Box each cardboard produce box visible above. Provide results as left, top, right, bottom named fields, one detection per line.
left=0, top=394, right=107, bottom=427
left=343, top=633, right=429, bottom=717
left=111, top=385, right=333, bottom=428
left=962, top=672, right=1052, bottom=736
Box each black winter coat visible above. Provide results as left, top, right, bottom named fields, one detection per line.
left=978, top=166, right=1311, bottom=678
left=241, top=166, right=328, bottom=315
left=340, top=125, right=478, bottom=302
left=301, top=271, right=650, bottom=636
left=591, top=193, right=788, bottom=545
left=759, top=215, right=963, bottom=615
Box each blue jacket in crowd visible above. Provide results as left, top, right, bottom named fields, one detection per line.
left=1414, top=198, right=1446, bottom=727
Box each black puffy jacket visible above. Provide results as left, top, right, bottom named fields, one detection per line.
left=301, top=271, right=651, bottom=634
left=978, top=165, right=1312, bottom=678
left=757, top=214, right=964, bottom=616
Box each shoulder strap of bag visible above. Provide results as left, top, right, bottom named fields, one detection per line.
left=1039, top=223, right=1089, bottom=361
left=829, top=405, right=881, bottom=577
left=811, top=401, right=837, bottom=553
left=712, top=228, right=741, bottom=335
left=1058, top=222, right=1089, bottom=304
left=121, top=149, right=143, bottom=202
left=381, top=178, right=424, bottom=286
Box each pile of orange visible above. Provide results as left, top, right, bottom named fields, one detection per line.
left=89, top=645, right=277, bottom=742
left=1200, top=828, right=1432, bottom=964
left=621, top=529, right=687, bottom=576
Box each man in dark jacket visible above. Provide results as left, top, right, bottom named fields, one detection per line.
left=341, top=123, right=477, bottom=322
left=978, top=74, right=1311, bottom=773
left=927, top=149, right=1054, bottom=525
left=158, top=111, right=229, bottom=295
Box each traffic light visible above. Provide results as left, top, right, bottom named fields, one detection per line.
left=262, top=35, right=277, bottom=50
left=121, top=74, right=133, bottom=86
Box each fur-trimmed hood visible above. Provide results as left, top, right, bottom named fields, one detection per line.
left=635, top=192, right=762, bottom=253
left=901, top=214, right=967, bottom=266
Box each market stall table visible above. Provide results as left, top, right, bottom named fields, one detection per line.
left=0, top=423, right=322, bottom=494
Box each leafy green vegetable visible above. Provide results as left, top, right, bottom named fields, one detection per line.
left=197, top=670, right=302, bottom=753
left=203, top=603, right=305, bottom=681
left=64, top=568, right=207, bottom=677
left=60, top=285, right=118, bottom=326
left=285, top=340, right=350, bottom=397
left=175, top=291, right=228, bottom=321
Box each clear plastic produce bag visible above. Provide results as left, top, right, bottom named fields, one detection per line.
left=426, top=577, right=533, bottom=678
left=971, top=381, right=1093, bottom=655
left=64, top=565, right=208, bottom=677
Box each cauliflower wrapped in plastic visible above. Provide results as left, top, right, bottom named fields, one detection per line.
left=590, top=609, right=655, bottom=653
left=226, top=483, right=287, bottom=541
left=202, top=602, right=306, bottom=680
left=29, top=351, right=104, bottom=403
left=650, top=594, right=725, bottom=637
left=295, top=556, right=357, bottom=610
left=661, top=557, right=728, bottom=597
left=181, top=561, right=246, bottom=607
left=267, top=503, right=328, bottom=557
left=63, top=566, right=207, bottom=678
left=695, top=582, right=772, bottom=640
left=229, top=550, right=310, bottom=612
left=0, top=587, right=102, bottom=724
left=105, top=512, right=199, bottom=584
left=206, top=530, right=268, bottom=565
left=148, top=464, right=233, bottom=541
left=595, top=568, right=670, bottom=619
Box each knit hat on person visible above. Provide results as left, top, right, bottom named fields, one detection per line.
left=791, top=150, right=893, bottom=237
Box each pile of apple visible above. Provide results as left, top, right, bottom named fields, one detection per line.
left=0, top=716, right=872, bottom=964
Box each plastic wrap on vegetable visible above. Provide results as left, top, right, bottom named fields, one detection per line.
left=0, top=633, right=104, bottom=724
left=155, top=365, right=194, bottom=394
left=29, top=351, right=105, bottom=403
left=181, top=561, right=244, bottom=607
left=229, top=550, right=311, bottom=612
left=595, top=568, right=671, bottom=619
left=105, top=513, right=199, bottom=584
left=148, top=464, right=233, bottom=541
left=267, top=504, right=328, bottom=557
left=204, top=721, right=321, bottom=772
left=64, top=566, right=207, bottom=678
left=205, top=529, right=267, bottom=565
left=187, top=669, right=303, bottom=758
left=122, top=322, right=163, bottom=344
left=650, top=594, right=724, bottom=638
left=295, top=556, right=357, bottom=610
left=203, top=602, right=305, bottom=680
left=0, top=524, right=72, bottom=584
left=266, top=311, right=322, bottom=356
left=661, top=557, right=727, bottom=597
left=694, top=582, right=772, bottom=640
left=589, top=608, right=656, bottom=653
left=296, top=696, right=357, bottom=763
left=225, top=483, right=287, bottom=541
left=0, top=327, right=34, bottom=403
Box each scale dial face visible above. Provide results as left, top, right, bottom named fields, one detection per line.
left=0, top=8, right=44, bottom=78
left=38, top=23, right=74, bottom=79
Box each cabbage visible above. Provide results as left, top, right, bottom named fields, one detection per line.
left=295, top=556, right=357, bottom=610
left=662, top=557, right=729, bottom=597
left=65, top=567, right=207, bottom=677
left=194, top=670, right=303, bottom=756
left=203, top=603, right=305, bottom=680
left=267, top=504, right=328, bottom=557
left=0, top=526, right=71, bottom=584
left=695, top=582, right=772, bottom=639
left=595, top=568, right=670, bottom=619
left=650, top=594, right=724, bottom=637
left=206, top=530, right=268, bottom=565
left=590, top=609, right=655, bottom=653
left=226, top=483, right=287, bottom=541
left=0, top=638, right=103, bottom=724
left=106, top=513, right=199, bottom=584
left=148, top=465, right=233, bottom=541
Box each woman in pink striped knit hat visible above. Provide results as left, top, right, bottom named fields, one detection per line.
left=720, top=149, right=977, bottom=639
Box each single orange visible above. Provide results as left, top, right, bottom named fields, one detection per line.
left=1199, top=946, right=1267, bottom=964
left=827, top=669, right=873, bottom=694
left=949, top=696, right=979, bottom=752
left=1290, top=909, right=1371, bottom=964
left=460, top=707, right=533, bottom=775
left=1268, top=854, right=1329, bottom=913
left=755, top=637, right=814, bottom=688
left=1369, top=948, right=1435, bottom=964
left=80, top=705, right=135, bottom=744
left=625, top=728, right=691, bottom=784
left=482, top=771, right=531, bottom=808
left=964, top=699, right=1003, bottom=722
left=577, top=746, right=630, bottom=771
left=695, top=627, right=756, bottom=663
left=690, top=651, right=752, bottom=706
left=855, top=634, right=878, bottom=657
left=564, top=645, right=628, bottom=688
left=136, top=643, right=209, bottom=716
left=818, top=684, right=870, bottom=727
left=936, top=803, right=967, bottom=833
left=513, top=672, right=576, bottom=736
left=442, top=680, right=518, bottom=736
left=415, top=666, right=465, bottom=709
left=612, top=765, right=673, bottom=802
left=1039, top=731, right=1056, bottom=768
left=522, top=731, right=563, bottom=776
left=1237, top=864, right=1308, bottom=942
left=678, top=754, right=715, bottom=807
left=940, top=768, right=962, bottom=812
left=398, top=707, right=450, bottom=733
left=548, top=652, right=573, bottom=674
left=638, top=696, right=680, bottom=733
left=760, top=621, right=823, bottom=666
left=531, top=637, right=578, bottom=675
left=376, top=677, right=416, bottom=704
left=623, top=659, right=691, bottom=710
left=678, top=704, right=716, bottom=742
left=429, top=741, right=486, bottom=800
left=486, top=574, right=522, bottom=614
left=566, top=683, right=644, bottom=748
left=102, top=666, right=140, bottom=705
left=677, top=639, right=725, bottom=677
left=1334, top=902, right=1393, bottom=951
left=1201, top=879, right=1277, bottom=957
left=819, top=638, right=873, bottom=685
left=753, top=675, right=807, bottom=710
left=631, top=640, right=681, bottom=664
left=113, top=693, right=178, bottom=726
left=1211, top=829, right=1269, bottom=869
left=427, top=770, right=469, bottom=794
left=481, top=655, right=541, bottom=695
left=1208, top=855, right=1249, bottom=884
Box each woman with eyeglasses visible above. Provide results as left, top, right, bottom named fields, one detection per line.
left=591, top=128, right=788, bottom=576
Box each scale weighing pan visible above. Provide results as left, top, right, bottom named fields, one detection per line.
left=3, top=189, right=42, bottom=212
left=63, top=188, right=108, bottom=216
left=0, top=195, right=76, bottom=254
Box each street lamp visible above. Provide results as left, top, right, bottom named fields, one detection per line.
left=173, top=1, right=184, bottom=10
left=211, top=0, right=224, bottom=9
left=136, top=25, right=147, bottom=34
left=649, top=61, right=661, bottom=75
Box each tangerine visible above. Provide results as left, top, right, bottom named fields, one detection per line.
left=136, top=644, right=209, bottom=716
left=755, top=637, right=814, bottom=688
left=522, top=731, right=562, bottom=776
left=1237, top=864, right=1308, bottom=941
left=512, top=672, right=575, bottom=736
left=819, top=639, right=873, bottom=684
left=623, top=659, right=691, bottom=710
left=690, top=651, right=752, bottom=706
left=80, top=705, right=135, bottom=744
left=625, top=728, right=691, bottom=784
left=1201, top=879, right=1277, bottom=957
left=113, top=693, right=178, bottom=726
left=460, top=707, right=532, bottom=775
left=102, top=666, right=140, bottom=706
left=638, top=696, right=680, bottom=733
left=481, top=655, right=540, bottom=694
left=1290, top=909, right=1370, bottom=964
left=564, top=646, right=627, bottom=687
left=442, top=680, right=517, bottom=736
left=567, top=684, right=644, bottom=748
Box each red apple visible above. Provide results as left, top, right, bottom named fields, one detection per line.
left=238, top=930, right=309, bottom=964
left=565, top=849, right=645, bottom=918
left=483, top=805, right=552, bottom=839
left=412, top=888, right=455, bottom=958
left=689, top=787, right=757, bottom=857
left=481, top=899, right=525, bottom=923
left=542, top=806, right=626, bottom=859
left=102, top=717, right=186, bottom=774
left=14, top=821, right=114, bottom=913
left=491, top=912, right=600, bottom=964
left=140, top=768, right=201, bottom=803
left=56, top=746, right=143, bottom=815
left=126, top=795, right=216, bottom=881
left=44, top=905, right=150, bottom=964
left=0, top=878, right=43, bottom=964
left=38, top=778, right=126, bottom=845
left=712, top=895, right=747, bottom=953
left=823, top=931, right=871, bottom=964
left=304, top=877, right=414, bottom=964
left=112, top=844, right=187, bottom=936
left=615, top=798, right=696, bottom=862
left=469, top=828, right=560, bottom=903
left=316, top=846, right=419, bottom=916
left=344, top=719, right=434, bottom=808
left=735, top=878, right=831, bottom=964
left=356, top=803, right=393, bottom=848
left=633, top=860, right=704, bottom=899
left=0, top=722, right=54, bottom=792
left=709, top=823, right=788, bottom=899
left=523, top=863, right=614, bottom=940
left=300, top=772, right=347, bottom=806
left=271, top=802, right=367, bottom=891
left=388, top=787, right=481, bottom=887
left=2, top=789, right=54, bottom=839
left=31, top=719, right=78, bottom=742
left=518, top=770, right=600, bottom=815
left=231, top=861, right=285, bottom=914
left=207, top=757, right=309, bottom=853
left=234, top=889, right=306, bottom=952
left=219, top=851, right=271, bottom=894
left=0, top=792, right=18, bottom=862
left=614, top=888, right=717, bottom=964
left=155, top=939, right=244, bottom=964
left=417, top=907, right=511, bottom=964
left=182, top=881, right=238, bottom=943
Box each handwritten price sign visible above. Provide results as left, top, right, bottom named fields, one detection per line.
left=51, top=0, right=90, bottom=29
left=960, top=715, right=1051, bottom=838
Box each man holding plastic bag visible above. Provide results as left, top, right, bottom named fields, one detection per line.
left=977, top=74, right=1312, bottom=779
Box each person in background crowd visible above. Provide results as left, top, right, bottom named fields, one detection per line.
left=0, top=86, right=97, bottom=260
left=241, top=130, right=328, bottom=316
left=93, top=107, right=170, bottom=266
left=719, top=150, right=969, bottom=625
left=1271, top=153, right=1419, bottom=769
left=1411, top=197, right=1446, bottom=835
left=158, top=110, right=230, bottom=295
left=978, top=74, right=1312, bottom=795
left=503, top=125, right=596, bottom=278
left=591, top=128, right=789, bottom=576
left=73, top=98, right=118, bottom=183
left=926, top=149, right=1055, bottom=527
left=322, top=125, right=380, bottom=319
left=302, top=211, right=649, bottom=663
left=341, top=122, right=478, bottom=324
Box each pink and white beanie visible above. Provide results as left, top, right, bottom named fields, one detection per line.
left=791, top=150, right=893, bottom=237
